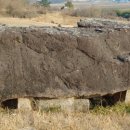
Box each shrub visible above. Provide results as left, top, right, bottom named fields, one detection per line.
left=38, top=0, right=51, bottom=7
left=116, top=9, right=130, bottom=19
left=65, top=1, right=74, bottom=9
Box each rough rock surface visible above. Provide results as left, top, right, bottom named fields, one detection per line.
left=0, top=22, right=130, bottom=102
left=77, top=18, right=130, bottom=30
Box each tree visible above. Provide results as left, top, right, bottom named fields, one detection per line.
left=39, top=0, right=51, bottom=7
left=65, top=1, right=74, bottom=9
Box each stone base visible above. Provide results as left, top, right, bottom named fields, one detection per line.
left=35, top=98, right=90, bottom=113
left=12, top=90, right=130, bottom=112
left=125, top=90, right=130, bottom=104
left=18, top=98, right=32, bottom=110
left=17, top=98, right=90, bottom=112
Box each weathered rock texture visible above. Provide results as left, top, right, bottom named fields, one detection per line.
left=78, top=18, right=130, bottom=30
left=0, top=20, right=130, bottom=102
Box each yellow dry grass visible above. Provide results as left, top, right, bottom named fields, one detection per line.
left=0, top=12, right=81, bottom=27
left=0, top=12, right=129, bottom=28
left=32, top=12, right=82, bottom=26
left=0, top=109, right=130, bottom=130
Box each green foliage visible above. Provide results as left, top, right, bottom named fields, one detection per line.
left=65, top=1, right=74, bottom=9
left=91, top=102, right=130, bottom=115
left=116, top=9, right=130, bottom=19
left=39, top=0, right=51, bottom=7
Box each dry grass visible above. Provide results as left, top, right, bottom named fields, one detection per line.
left=0, top=0, right=129, bottom=20
left=62, top=6, right=130, bottom=20
left=0, top=0, right=45, bottom=18
left=32, top=12, right=82, bottom=26
left=0, top=12, right=81, bottom=27
left=0, top=0, right=129, bottom=24
left=0, top=110, right=129, bottom=130
left=0, top=103, right=130, bottom=130
left=64, top=7, right=118, bottom=19
left=0, top=12, right=129, bottom=28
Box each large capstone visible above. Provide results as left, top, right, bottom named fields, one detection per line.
left=0, top=22, right=130, bottom=103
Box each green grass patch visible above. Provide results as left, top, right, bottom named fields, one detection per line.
left=91, top=102, right=130, bottom=115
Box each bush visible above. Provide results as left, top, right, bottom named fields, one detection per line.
left=116, top=9, right=130, bottom=19
left=65, top=1, right=74, bottom=9
left=38, top=0, right=51, bottom=7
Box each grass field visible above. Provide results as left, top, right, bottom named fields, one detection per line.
left=0, top=103, right=130, bottom=130
left=0, top=12, right=129, bottom=28
left=0, top=12, right=81, bottom=27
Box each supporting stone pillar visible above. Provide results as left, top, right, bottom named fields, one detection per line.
left=35, top=98, right=90, bottom=113
left=125, top=90, right=130, bottom=104
left=18, top=98, right=32, bottom=110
